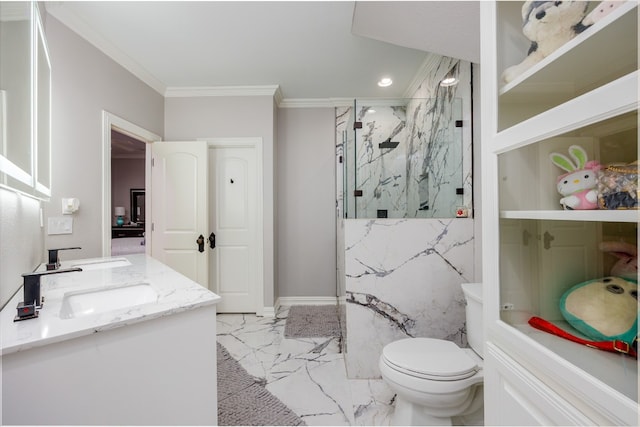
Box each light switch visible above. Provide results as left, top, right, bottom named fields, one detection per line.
left=48, top=217, right=73, bottom=235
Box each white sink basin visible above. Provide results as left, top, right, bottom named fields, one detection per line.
left=59, top=283, right=158, bottom=319
left=69, top=257, right=131, bottom=271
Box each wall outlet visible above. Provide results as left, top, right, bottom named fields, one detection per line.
left=48, top=217, right=73, bottom=235
left=500, top=303, right=514, bottom=311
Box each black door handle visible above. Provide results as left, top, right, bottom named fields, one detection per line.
left=208, top=232, right=216, bottom=249
left=196, top=235, right=205, bottom=253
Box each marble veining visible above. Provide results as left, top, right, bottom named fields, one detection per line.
left=217, top=308, right=393, bottom=426
left=339, top=56, right=472, bottom=220
left=0, top=254, right=220, bottom=355
left=344, top=218, right=474, bottom=378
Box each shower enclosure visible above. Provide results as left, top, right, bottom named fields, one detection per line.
left=340, top=95, right=469, bottom=219
left=335, top=57, right=476, bottom=378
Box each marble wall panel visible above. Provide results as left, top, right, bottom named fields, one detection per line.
left=344, top=218, right=474, bottom=378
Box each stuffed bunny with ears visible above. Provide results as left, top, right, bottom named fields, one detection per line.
left=502, top=1, right=591, bottom=84
left=550, top=145, right=601, bottom=210
left=600, top=241, right=638, bottom=281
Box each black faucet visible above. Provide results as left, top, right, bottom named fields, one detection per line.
left=15, top=268, right=82, bottom=321
left=46, top=247, right=81, bottom=270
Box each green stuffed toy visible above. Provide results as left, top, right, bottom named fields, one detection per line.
left=560, top=276, right=638, bottom=344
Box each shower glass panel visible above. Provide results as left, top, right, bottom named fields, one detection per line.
left=344, top=97, right=464, bottom=219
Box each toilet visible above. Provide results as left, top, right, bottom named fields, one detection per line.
left=379, top=283, right=484, bottom=426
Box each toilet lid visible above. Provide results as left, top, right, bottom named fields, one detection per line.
left=382, top=338, right=478, bottom=380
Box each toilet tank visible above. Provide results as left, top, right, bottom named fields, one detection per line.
left=461, top=283, right=484, bottom=358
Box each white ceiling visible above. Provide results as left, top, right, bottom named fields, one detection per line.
left=46, top=1, right=480, bottom=101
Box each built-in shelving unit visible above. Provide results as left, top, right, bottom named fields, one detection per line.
left=482, top=1, right=638, bottom=425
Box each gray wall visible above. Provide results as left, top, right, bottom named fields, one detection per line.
left=164, top=95, right=277, bottom=308
left=44, top=15, right=164, bottom=258
left=0, top=190, right=43, bottom=308
left=276, top=107, right=336, bottom=298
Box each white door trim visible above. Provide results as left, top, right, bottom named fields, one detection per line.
left=201, top=137, right=265, bottom=316
left=101, top=111, right=161, bottom=257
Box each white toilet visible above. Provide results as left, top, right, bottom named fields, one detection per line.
left=379, top=282, right=484, bottom=426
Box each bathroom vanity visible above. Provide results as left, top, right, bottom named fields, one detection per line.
left=1, top=254, right=221, bottom=425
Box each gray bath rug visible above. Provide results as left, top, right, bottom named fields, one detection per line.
left=217, top=343, right=305, bottom=426
left=284, top=304, right=341, bottom=338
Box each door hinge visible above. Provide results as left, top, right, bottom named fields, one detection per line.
left=151, top=157, right=155, bottom=167
left=151, top=223, right=154, bottom=232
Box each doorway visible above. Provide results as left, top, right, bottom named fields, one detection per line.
left=101, top=111, right=161, bottom=257
left=111, top=130, right=146, bottom=256
left=149, top=138, right=265, bottom=315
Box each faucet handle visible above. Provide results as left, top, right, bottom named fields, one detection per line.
left=21, top=267, right=83, bottom=306
left=47, top=247, right=81, bottom=270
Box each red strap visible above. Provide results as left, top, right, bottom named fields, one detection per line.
left=528, top=317, right=637, bottom=359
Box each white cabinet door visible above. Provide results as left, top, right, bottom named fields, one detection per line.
left=485, top=344, right=597, bottom=426
left=151, top=141, right=208, bottom=287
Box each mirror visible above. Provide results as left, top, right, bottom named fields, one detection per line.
left=0, top=1, right=51, bottom=198
left=35, top=6, right=51, bottom=196
left=130, top=189, right=145, bottom=224
left=0, top=2, right=32, bottom=192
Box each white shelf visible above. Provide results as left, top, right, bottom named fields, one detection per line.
left=511, top=321, right=638, bottom=403
left=501, top=209, right=639, bottom=223
left=499, top=1, right=638, bottom=101
left=494, top=71, right=638, bottom=154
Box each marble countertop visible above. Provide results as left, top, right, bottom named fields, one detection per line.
left=0, top=254, right=220, bottom=355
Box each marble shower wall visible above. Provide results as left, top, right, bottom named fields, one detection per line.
left=341, top=57, right=472, bottom=219
left=336, top=54, right=476, bottom=378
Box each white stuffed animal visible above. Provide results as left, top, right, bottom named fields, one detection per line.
left=583, top=0, right=628, bottom=26
left=502, top=1, right=591, bottom=84
left=550, top=145, right=601, bottom=210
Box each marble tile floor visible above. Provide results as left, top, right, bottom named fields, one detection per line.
left=216, top=306, right=395, bottom=426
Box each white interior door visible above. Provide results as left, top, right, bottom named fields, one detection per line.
left=151, top=141, right=208, bottom=287
left=209, top=145, right=259, bottom=312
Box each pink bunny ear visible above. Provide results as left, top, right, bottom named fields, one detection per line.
left=599, top=241, right=638, bottom=258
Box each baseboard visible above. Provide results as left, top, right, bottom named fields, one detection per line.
left=275, top=297, right=338, bottom=311
left=260, top=306, right=276, bottom=318
left=253, top=298, right=338, bottom=318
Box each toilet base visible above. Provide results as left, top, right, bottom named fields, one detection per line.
left=391, top=398, right=452, bottom=426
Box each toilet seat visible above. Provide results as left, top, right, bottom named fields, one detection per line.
left=382, top=338, right=479, bottom=381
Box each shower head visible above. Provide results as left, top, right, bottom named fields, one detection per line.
left=379, top=138, right=399, bottom=149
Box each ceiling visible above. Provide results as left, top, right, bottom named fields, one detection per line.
left=111, top=130, right=146, bottom=159
left=46, top=1, right=480, bottom=101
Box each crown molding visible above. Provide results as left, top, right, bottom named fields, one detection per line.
left=45, top=3, right=167, bottom=95
left=164, top=85, right=281, bottom=98
left=402, top=53, right=441, bottom=98
left=273, top=86, right=284, bottom=106
left=279, top=98, right=348, bottom=108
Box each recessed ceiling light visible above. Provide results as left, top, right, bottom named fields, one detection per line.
left=367, top=108, right=376, bottom=114
left=377, top=77, right=393, bottom=87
